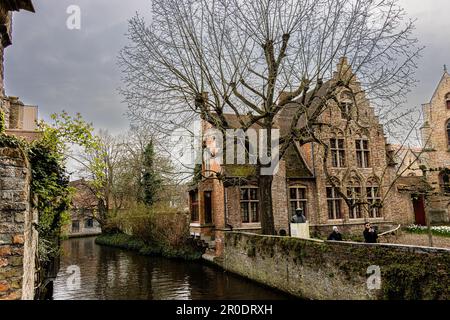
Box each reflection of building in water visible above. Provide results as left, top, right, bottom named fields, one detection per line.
left=150, top=269, right=191, bottom=300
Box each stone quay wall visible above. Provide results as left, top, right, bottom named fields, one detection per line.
left=221, top=232, right=450, bottom=300
left=0, top=146, right=37, bottom=300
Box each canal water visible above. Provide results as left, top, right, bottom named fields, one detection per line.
left=53, top=237, right=291, bottom=300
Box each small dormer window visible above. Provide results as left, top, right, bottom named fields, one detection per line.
left=446, top=93, right=450, bottom=109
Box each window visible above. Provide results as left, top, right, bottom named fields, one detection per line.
left=190, top=191, right=199, bottom=222
left=347, top=186, right=363, bottom=219
left=356, top=139, right=370, bottom=168
left=327, top=187, right=342, bottom=220
left=204, top=191, right=213, bottom=224
left=85, top=218, right=94, bottom=228
left=289, top=187, right=307, bottom=219
left=330, top=138, right=346, bottom=168
left=72, top=220, right=80, bottom=233
left=240, top=187, right=259, bottom=223
left=440, top=171, right=450, bottom=194
left=367, top=185, right=382, bottom=218
left=447, top=122, right=450, bottom=147
left=446, top=93, right=450, bottom=109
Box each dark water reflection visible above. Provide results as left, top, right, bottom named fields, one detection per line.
left=53, top=237, right=291, bottom=300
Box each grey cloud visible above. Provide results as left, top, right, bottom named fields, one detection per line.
left=4, top=0, right=450, bottom=135
left=5, top=0, right=152, bottom=134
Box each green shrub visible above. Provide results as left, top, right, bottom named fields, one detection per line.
left=0, top=111, right=5, bottom=134
left=96, top=204, right=204, bottom=261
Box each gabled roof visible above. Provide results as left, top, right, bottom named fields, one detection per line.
left=277, top=80, right=332, bottom=136
left=427, top=69, right=450, bottom=105
left=276, top=57, right=359, bottom=136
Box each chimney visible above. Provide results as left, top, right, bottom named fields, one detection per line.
left=8, top=96, right=24, bottom=129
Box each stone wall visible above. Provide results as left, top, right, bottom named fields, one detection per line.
left=0, top=146, right=37, bottom=300
left=221, top=232, right=450, bottom=300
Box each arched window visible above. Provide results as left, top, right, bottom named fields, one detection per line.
left=439, top=170, right=450, bottom=194
left=446, top=93, right=450, bottom=109
left=447, top=121, right=450, bottom=147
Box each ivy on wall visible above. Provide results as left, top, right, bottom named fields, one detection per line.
left=0, top=111, right=101, bottom=264
left=0, top=110, right=5, bottom=134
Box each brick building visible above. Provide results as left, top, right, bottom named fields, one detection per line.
left=189, top=58, right=416, bottom=253
left=66, top=180, right=102, bottom=237
left=0, top=0, right=39, bottom=142
left=417, top=67, right=450, bottom=224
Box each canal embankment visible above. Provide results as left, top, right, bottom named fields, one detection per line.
left=208, top=232, right=450, bottom=300
left=53, top=237, right=289, bottom=300
left=95, top=233, right=203, bottom=260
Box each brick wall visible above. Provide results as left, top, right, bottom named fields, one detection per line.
left=0, top=146, right=37, bottom=300
left=221, top=232, right=450, bottom=300
left=312, top=80, right=399, bottom=225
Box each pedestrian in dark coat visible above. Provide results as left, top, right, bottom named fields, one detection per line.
left=363, top=223, right=378, bottom=243
left=327, top=226, right=343, bottom=241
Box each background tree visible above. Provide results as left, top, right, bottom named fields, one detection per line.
left=12, top=111, right=101, bottom=295
left=120, top=0, right=421, bottom=234
left=73, top=127, right=180, bottom=230
left=141, top=140, right=162, bottom=206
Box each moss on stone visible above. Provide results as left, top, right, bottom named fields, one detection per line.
left=224, top=232, right=450, bottom=300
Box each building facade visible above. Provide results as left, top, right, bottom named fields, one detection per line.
left=0, top=1, right=39, bottom=142
left=189, top=59, right=416, bottom=254
left=0, top=0, right=37, bottom=301
left=66, top=180, right=102, bottom=237
left=419, top=68, right=450, bottom=224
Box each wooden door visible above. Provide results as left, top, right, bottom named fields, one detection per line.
left=413, top=195, right=426, bottom=226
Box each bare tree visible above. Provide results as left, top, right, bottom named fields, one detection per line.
left=120, top=0, right=421, bottom=234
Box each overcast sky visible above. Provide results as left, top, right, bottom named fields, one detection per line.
left=4, top=0, right=450, bottom=135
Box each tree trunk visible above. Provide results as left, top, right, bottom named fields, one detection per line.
left=259, top=174, right=275, bottom=235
